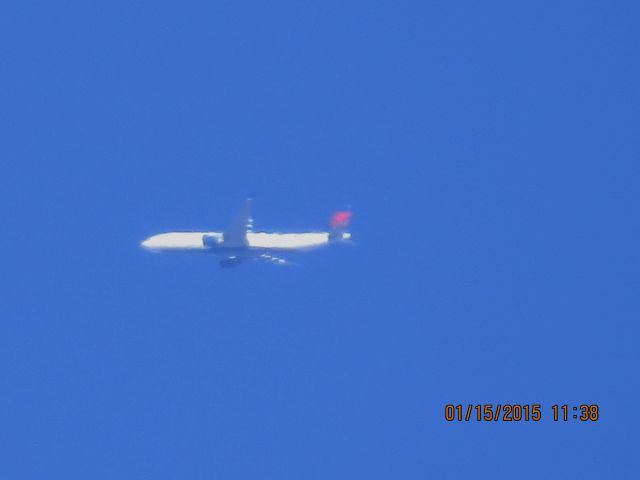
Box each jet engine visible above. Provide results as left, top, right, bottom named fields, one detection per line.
left=202, top=234, right=222, bottom=249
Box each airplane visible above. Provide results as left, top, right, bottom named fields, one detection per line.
left=140, top=198, right=353, bottom=267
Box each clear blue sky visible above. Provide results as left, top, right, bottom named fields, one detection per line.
left=1, top=1, right=638, bottom=478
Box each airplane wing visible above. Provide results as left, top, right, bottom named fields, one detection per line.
left=222, top=197, right=254, bottom=247
left=219, top=255, right=245, bottom=268
left=259, top=254, right=290, bottom=265
left=219, top=253, right=289, bottom=268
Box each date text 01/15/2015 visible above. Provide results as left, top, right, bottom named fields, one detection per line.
left=444, top=404, right=599, bottom=422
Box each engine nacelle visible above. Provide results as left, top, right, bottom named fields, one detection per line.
left=202, top=234, right=223, bottom=249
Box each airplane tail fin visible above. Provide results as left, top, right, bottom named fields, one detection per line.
left=329, top=210, right=353, bottom=241
left=330, top=211, right=353, bottom=230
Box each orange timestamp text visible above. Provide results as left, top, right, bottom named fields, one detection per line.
left=444, top=404, right=599, bottom=422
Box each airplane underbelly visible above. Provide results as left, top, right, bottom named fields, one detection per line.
left=141, top=232, right=220, bottom=251
left=142, top=231, right=330, bottom=252
left=247, top=232, right=329, bottom=250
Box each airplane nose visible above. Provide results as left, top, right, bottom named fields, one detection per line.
left=141, top=237, right=153, bottom=249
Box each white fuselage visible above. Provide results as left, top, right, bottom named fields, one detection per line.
left=141, top=231, right=346, bottom=252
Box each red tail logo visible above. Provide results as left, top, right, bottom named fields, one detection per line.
left=330, top=211, right=353, bottom=229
